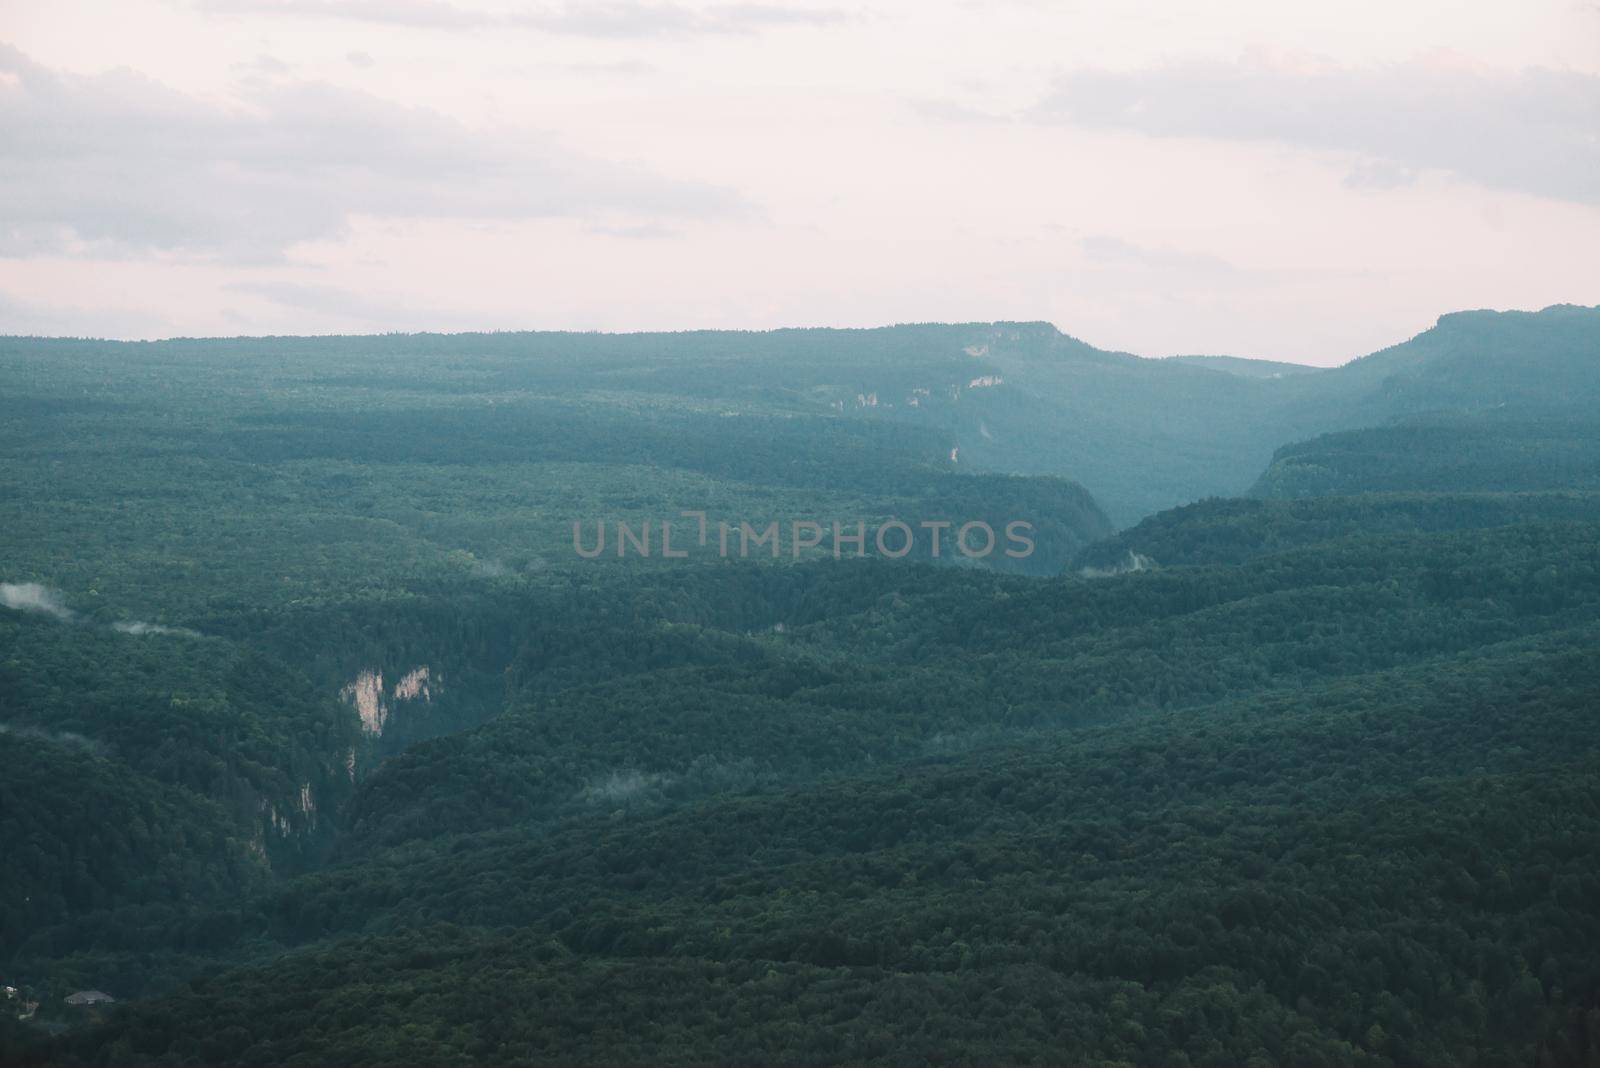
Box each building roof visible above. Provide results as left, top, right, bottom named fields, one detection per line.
left=65, top=990, right=115, bottom=1005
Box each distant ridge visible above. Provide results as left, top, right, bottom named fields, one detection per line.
left=3, top=304, right=1594, bottom=526
left=1164, top=354, right=1322, bottom=379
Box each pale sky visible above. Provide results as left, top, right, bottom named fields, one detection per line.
left=2, top=0, right=1597, bottom=363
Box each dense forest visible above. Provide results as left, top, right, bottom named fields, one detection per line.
left=2, top=305, right=1599, bottom=1065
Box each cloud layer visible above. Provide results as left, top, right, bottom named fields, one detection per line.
left=0, top=44, right=738, bottom=259
left=196, top=0, right=846, bottom=37
left=1035, top=57, right=1600, bottom=205
left=3, top=0, right=1597, bottom=357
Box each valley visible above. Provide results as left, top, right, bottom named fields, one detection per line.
left=2, top=305, right=1598, bottom=1066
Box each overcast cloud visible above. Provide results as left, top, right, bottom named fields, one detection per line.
left=0, top=42, right=738, bottom=260
left=1, top=0, right=1597, bottom=359
left=224, top=279, right=479, bottom=327
left=1035, top=58, right=1600, bottom=205
left=195, top=0, right=848, bottom=36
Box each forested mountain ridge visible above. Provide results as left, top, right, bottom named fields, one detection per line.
left=4, top=302, right=1594, bottom=525
left=338, top=521, right=1600, bottom=854
left=2, top=321, right=1118, bottom=994
left=925, top=304, right=1599, bottom=522
left=1250, top=417, right=1600, bottom=499
left=1321, top=304, right=1600, bottom=416
left=17, top=582, right=1600, bottom=1066
left=1073, top=492, right=1600, bottom=571
left=5, top=306, right=1600, bottom=1065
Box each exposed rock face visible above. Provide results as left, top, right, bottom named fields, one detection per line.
left=394, top=666, right=432, bottom=702
left=341, top=669, right=387, bottom=735
left=341, top=665, right=436, bottom=737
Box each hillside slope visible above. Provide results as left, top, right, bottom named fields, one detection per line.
left=23, top=538, right=1600, bottom=1065
left=6, top=309, right=1600, bottom=1065
left=1251, top=417, right=1600, bottom=499
left=5, top=304, right=1595, bottom=527
left=935, top=305, right=1600, bottom=523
